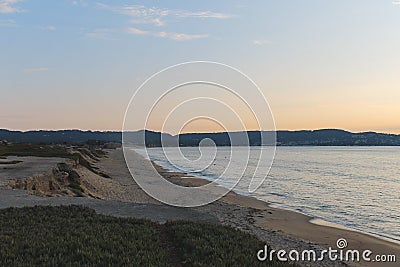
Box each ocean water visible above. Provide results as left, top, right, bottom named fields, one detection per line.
left=135, top=146, right=400, bottom=242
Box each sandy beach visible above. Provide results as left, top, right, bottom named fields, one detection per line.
left=1, top=149, right=399, bottom=267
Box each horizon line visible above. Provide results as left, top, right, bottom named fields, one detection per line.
left=1, top=128, right=400, bottom=136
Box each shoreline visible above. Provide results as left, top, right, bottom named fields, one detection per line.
left=150, top=155, right=400, bottom=267
left=152, top=156, right=400, bottom=246
left=310, top=218, right=400, bottom=246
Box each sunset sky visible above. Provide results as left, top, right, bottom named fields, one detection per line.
left=1, top=0, right=400, bottom=133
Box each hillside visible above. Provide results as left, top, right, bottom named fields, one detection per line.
left=1, top=129, right=400, bottom=146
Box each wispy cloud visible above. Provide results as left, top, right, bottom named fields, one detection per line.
left=71, top=0, right=88, bottom=7
left=97, top=3, right=235, bottom=27
left=130, top=17, right=165, bottom=27
left=393, top=0, right=400, bottom=5
left=127, top=27, right=208, bottom=41
left=126, top=27, right=148, bottom=35
left=155, top=31, right=208, bottom=41
left=96, top=3, right=168, bottom=26
left=0, top=0, right=22, bottom=14
left=253, top=39, right=271, bottom=46
left=174, top=10, right=234, bottom=19
left=24, top=67, right=49, bottom=73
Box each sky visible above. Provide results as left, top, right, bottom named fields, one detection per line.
left=1, top=0, right=400, bottom=134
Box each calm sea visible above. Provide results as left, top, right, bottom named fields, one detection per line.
left=135, top=146, right=400, bottom=242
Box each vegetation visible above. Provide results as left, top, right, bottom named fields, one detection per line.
left=0, top=206, right=292, bottom=267
left=0, top=142, right=74, bottom=159
left=165, top=221, right=290, bottom=267
left=2, top=128, right=400, bottom=146
left=0, top=206, right=169, bottom=266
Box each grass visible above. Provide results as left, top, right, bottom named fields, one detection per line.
left=0, top=206, right=293, bottom=267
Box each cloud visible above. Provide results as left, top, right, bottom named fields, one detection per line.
left=71, top=0, right=87, bottom=7
left=393, top=0, right=400, bottom=5
left=96, top=3, right=169, bottom=26
left=155, top=31, right=208, bottom=41
left=253, top=39, right=271, bottom=46
left=126, top=27, right=208, bottom=41
left=126, top=27, right=148, bottom=35
left=174, top=10, right=235, bottom=19
left=130, top=17, right=165, bottom=27
left=97, top=3, right=235, bottom=27
left=24, top=68, right=49, bottom=73
left=0, top=0, right=22, bottom=14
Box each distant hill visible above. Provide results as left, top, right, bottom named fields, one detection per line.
left=275, top=129, right=400, bottom=146
left=1, top=129, right=400, bottom=146
left=0, top=129, right=122, bottom=144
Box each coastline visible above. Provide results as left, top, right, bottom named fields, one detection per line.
left=150, top=154, right=400, bottom=267
left=152, top=155, right=400, bottom=244
left=2, top=148, right=398, bottom=267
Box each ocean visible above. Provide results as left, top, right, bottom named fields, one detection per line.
left=134, top=146, right=400, bottom=243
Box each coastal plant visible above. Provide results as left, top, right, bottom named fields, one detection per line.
left=165, top=221, right=291, bottom=267
left=0, top=206, right=293, bottom=267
